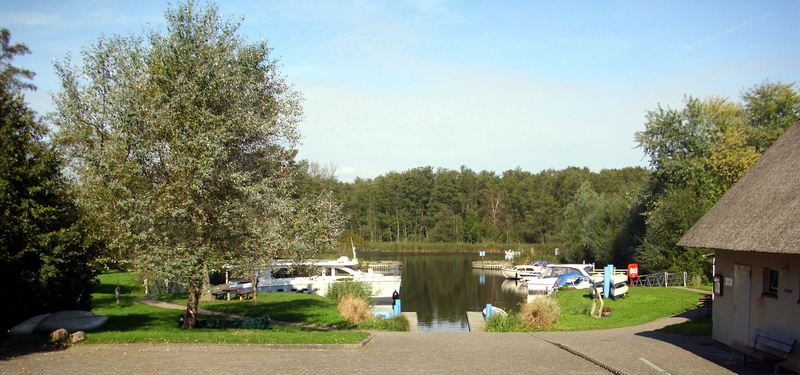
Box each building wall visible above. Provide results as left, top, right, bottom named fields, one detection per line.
left=713, top=249, right=800, bottom=373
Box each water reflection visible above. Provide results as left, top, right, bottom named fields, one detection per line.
left=360, top=252, right=526, bottom=332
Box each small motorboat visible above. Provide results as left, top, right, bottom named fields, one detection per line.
left=482, top=306, right=508, bottom=318
left=8, top=310, right=109, bottom=336
left=556, top=271, right=591, bottom=289
left=500, top=260, right=552, bottom=279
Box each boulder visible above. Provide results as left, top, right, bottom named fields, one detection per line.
left=70, top=331, right=86, bottom=343
left=50, top=328, right=69, bottom=343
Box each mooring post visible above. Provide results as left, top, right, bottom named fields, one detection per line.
left=393, top=299, right=401, bottom=317
left=604, top=264, right=613, bottom=299
left=486, top=303, right=493, bottom=318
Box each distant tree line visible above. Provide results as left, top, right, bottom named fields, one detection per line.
left=296, top=163, right=648, bottom=246
left=296, top=82, right=800, bottom=282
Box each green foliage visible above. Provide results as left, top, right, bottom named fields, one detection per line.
left=636, top=188, right=714, bottom=280
left=631, top=82, right=798, bottom=277
left=302, top=164, right=648, bottom=246
left=325, top=279, right=375, bottom=305
left=357, top=315, right=409, bottom=331
left=50, top=1, right=344, bottom=325
left=485, top=313, right=527, bottom=332
left=76, top=272, right=370, bottom=344
left=0, top=29, right=100, bottom=336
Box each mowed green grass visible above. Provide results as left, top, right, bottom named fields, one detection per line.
left=488, top=286, right=708, bottom=332
left=551, top=287, right=705, bottom=331
left=78, top=271, right=370, bottom=344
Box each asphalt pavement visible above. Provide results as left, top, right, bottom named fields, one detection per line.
left=1, top=292, right=787, bottom=375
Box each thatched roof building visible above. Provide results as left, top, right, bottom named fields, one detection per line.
left=678, top=120, right=800, bottom=254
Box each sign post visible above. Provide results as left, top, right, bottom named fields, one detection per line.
left=627, top=263, right=639, bottom=287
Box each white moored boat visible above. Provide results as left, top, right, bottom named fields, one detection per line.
left=500, top=260, right=552, bottom=279
left=20, top=311, right=108, bottom=334
left=229, top=251, right=402, bottom=299
left=523, top=263, right=594, bottom=295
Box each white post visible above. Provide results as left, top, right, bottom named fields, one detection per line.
left=665, top=273, right=668, bottom=287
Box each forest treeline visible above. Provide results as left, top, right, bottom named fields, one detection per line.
left=295, top=82, right=800, bottom=282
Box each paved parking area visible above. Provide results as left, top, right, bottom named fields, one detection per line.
left=0, top=308, right=784, bottom=375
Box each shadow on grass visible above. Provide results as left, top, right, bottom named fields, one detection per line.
left=99, top=314, right=163, bottom=332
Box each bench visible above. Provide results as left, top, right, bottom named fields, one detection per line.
left=697, top=295, right=712, bottom=317
left=731, top=328, right=796, bottom=374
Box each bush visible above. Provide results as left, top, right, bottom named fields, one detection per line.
left=358, top=315, right=409, bottom=331
left=485, top=313, right=527, bottom=332
left=326, top=279, right=375, bottom=304
left=338, top=295, right=373, bottom=324
left=520, top=296, right=560, bottom=329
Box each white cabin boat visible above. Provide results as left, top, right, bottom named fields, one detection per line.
left=523, top=263, right=594, bottom=295
left=500, top=260, right=552, bottom=279
left=229, top=255, right=402, bottom=299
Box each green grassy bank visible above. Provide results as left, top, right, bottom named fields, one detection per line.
left=488, top=287, right=710, bottom=333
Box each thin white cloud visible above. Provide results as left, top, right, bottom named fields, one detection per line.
left=672, top=18, right=760, bottom=57
left=1, top=11, right=62, bottom=27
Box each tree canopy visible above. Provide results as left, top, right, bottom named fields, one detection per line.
left=50, top=2, right=342, bottom=328
left=1, top=29, right=100, bottom=336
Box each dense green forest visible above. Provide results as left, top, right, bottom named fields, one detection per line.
left=295, top=82, right=800, bottom=282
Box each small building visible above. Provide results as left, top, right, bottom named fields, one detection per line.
left=678, top=120, right=800, bottom=373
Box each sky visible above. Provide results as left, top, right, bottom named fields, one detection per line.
left=3, top=0, right=799, bottom=182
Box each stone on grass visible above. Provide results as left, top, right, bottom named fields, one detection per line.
left=70, top=331, right=86, bottom=343
left=50, top=328, right=69, bottom=343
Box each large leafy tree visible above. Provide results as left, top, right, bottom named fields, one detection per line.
left=633, top=82, right=799, bottom=280
left=1, top=29, right=100, bottom=335
left=51, top=2, right=338, bottom=328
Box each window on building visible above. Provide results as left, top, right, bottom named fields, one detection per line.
left=762, top=268, right=779, bottom=298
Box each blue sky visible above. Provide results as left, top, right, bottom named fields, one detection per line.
left=4, top=1, right=799, bottom=182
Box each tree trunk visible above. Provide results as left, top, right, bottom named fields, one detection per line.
left=252, top=268, right=259, bottom=305
left=200, top=263, right=213, bottom=302
left=182, top=281, right=201, bottom=329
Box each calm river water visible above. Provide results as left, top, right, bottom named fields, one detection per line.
left=360, top=252, right=526, bottom=332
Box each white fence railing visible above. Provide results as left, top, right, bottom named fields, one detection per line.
left=632, top=272, right=687, bottom=287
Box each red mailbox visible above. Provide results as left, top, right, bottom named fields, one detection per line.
left=627, top=263, right=639, bottom=279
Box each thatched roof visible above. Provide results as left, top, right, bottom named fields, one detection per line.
left=678, top=120, right=800, bottom=254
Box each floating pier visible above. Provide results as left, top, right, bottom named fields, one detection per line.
left=360, top=261, right=403, bottom=275
left=471, top=260, right=512, bottom=270
left=466, top=311, right=485, bottom=332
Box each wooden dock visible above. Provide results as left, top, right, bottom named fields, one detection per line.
left=471, top=260, right=512, bottom=270
left=360, top=261, right=402, bottom=275
left=466, top=311, right=485, bottom=332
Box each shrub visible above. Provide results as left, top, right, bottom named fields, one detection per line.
left=326, top=279, right=375, bottom=305
left=520, top=296, right=560, bottom=329
left=338, top=295, right=373, bottom=324
left=485, top=313, right=526, bottom=332
left=358, top=315, right=409, bottom=331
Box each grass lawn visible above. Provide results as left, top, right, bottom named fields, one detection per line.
left=552, top=287, right=705, bottom=331
left=3, top=271, right=370, bottom=346
left=488, top=286, right=708, bottom=332
left=656, top=315, right=713, bottom=336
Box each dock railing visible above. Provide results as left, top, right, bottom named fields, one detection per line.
left=632, top=272, right=687, bottom=287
